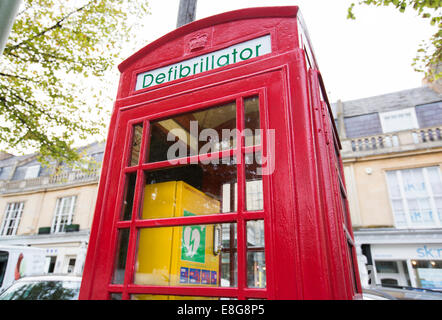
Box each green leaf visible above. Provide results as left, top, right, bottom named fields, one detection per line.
left=0, top=0, right=150, bottom=166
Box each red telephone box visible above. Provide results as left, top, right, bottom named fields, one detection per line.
left=79, top=6, right=362, bottom=300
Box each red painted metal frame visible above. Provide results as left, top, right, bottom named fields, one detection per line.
left=308, top=69, right=363, bottom=298
left=79, top=6, right=361, bottom=300
left=115, top=76, right=274, bottom=300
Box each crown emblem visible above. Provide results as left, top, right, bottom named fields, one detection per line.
left=189, top=34, right=208, bottom=52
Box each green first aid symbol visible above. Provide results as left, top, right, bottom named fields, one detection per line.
left=181, top=210, right=206, bottom=263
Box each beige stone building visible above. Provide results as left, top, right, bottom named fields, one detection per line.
left=334, top=86, right=442, bottom=290
left=0, top=142, right=104, bottom=275
left=1, top=85, right=440, bottom=291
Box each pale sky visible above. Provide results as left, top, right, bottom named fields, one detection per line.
left=6, top=0, right=439, bottom=152
left=126, top=0, right=439, bottom=103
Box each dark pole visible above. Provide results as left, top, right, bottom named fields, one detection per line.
left=176, top=0, right=197, bottom=28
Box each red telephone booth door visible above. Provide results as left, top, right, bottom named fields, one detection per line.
left=79, top=7, right=360, bottom=300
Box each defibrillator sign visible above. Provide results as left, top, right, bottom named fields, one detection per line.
left=135, top=34, right=271, bottom=91
left=181, top=210, right=206, bottom=263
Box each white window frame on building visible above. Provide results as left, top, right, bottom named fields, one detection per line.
left=385, top=166, right=442, bottom=229
left=24, top=164, right=40, bottom=180
left=379, top=107, right=419, bottom=133
left=0, top=202, right=24, bottom=236
left=374, top=260, right=411, bottom=287
left=63, top=255, right=77, bottom=274
left=51, top=195, right=77, bottom=233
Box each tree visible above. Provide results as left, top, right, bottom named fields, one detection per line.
left=0, top=0, right=150, bottom=166
left=347, top=0, right=441, bottom=81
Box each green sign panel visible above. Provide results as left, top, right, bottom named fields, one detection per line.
left=181, top=210, right=206, bottom=263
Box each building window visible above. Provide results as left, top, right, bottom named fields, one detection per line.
left=411, top=260, right=442, bottom=290
left=65, top=256, right=76, bottom=274
left=0, top=202, right=24, bottom=236
left=46, top=256, right=57, bottom=274
left=376, top=261, right=399, bottom=273
left=51, top=196, right=77, bottom=233
left=386, top=166, right=442, bottom=228
left=24, top=165, right=40, bottom=180
left=379, top=107, right=419, bottom=133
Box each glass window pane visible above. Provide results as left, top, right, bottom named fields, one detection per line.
left=427, top=166, right=442, bottom=195
left=407, top=197, right=434, bottom=226
left=375, top=261, right=399, bottom=273
left=435, top=196, right=442, bottom=223
left=245, top=152, right=263, bottom=211
left=112, top=228, right=130, bottom=284
left=140, top=158, right=237, bottom=220
left=411, top=260, right=442, bottom=290
left=391, top=199, right=404, bottom=212
left=391, top=199, right=407, bottom=227
left=148, top=101, right=236, bottom=163
left=120, top=173, right=137, bottom=221
left=129, top=123, right=143, bottom=167
left=418, top=198, right=433, bottom=222
left=222, top=183, right=238, bottom=213
left=221, top=223, right=237, bottom=287
left=247, top=220, right=265, bottom=248
left=386, top=171, right=401, bottom=198
left=247, top=220, right=266, bottom=288
left=402, top=168, right=426, bottom=198
left=244, top=96, right=261, bottom=147
left=407, top=198, right=422, bottom=224
left=110, top=293, right=122, bottom=300
left=134, top=223, right=237, bottom=289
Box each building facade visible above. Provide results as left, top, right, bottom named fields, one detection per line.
left=0, top=142, right=104, bottom=275
left=335, top=86, right=442, bottom=290
left=1, top=85, right=440, bottom=292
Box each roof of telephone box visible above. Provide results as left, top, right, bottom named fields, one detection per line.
left=118, top=6, right=299, bottom=72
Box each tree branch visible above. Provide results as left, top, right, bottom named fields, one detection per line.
left=5, top=1, right=95, bottom=53
left=6, top=87, right=63, bottom=124
left=0, top=72, right=37, bottom=83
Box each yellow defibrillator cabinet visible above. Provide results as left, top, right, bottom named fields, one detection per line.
left=134, top=181, right=220, bottom=299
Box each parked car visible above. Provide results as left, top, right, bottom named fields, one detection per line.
left=374, top=285, right=442, bottom=300
left=0, top=275, right=81, bottom=300
left=362, top=285, right=442, bottom=300
left=362, top=288, right=398, bottom=300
